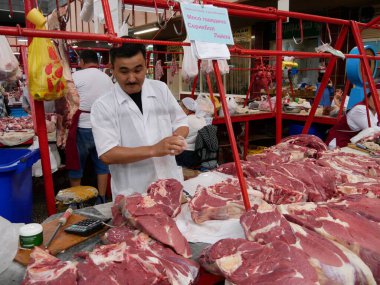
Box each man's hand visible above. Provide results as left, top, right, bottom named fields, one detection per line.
left=152, top=135, right=187, bottom=157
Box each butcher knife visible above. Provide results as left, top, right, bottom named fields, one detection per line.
left=44, top=208, right=73, bottom=248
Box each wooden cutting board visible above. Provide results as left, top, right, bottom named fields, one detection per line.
left=14, top=214, right=106, bottom=266
left=347, top=143, right=371, bottom=154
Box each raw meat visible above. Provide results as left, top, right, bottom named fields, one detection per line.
left=240, top=199, right=375, bottom=284
left=278, top=202, right=380, bottom=283
left=188, top=178, right=263, bottom=223
left=336, top=182, right=380, bottom=198
left=281, top=134, right=328, bottom=153
left=136, top=213, right=192, bottom=258
left=216, top=160, right=267, bottom=177
left=272, top=160, right=338, bottom=201
left=22, top=247, right=78, bottom=285
left=326, top=195, right=380, bottom=223
left=112, top=179, right=191, bottom=258
left=199, top=238, right=319, bottom=285
left=147, top=178, right=183, bottom=217
left=317, top=151, right=380, bottom=182
left=80, top=230, right=199, bottom=285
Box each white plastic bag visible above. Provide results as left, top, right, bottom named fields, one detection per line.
left=196, top=94, right=214, bottom=117
left=219, top=96, right=238, bottom=116
left=80, top=0, right=94, bottom=22
left=0, top=217, right=23, bottom=274
left=182, top=40, right=199, bottom=81
left=0, top=36, right=21, bottom=81
left=200, top=59, right=230, bottom=75
left=29, top=137, right=58, bottom=177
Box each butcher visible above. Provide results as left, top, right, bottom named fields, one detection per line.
left=326, top=91, right=380, bottom=148
left=91, top=38, right=189, bottom=198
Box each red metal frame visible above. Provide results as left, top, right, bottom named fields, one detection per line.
left=0, top=0, right=377, bottom=215
left=24, top=0, right=57, bottom=216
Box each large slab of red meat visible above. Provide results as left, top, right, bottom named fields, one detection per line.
left=325, top=194, right=380, bottom=223
left=79, top=229, right=199, bottom=285
left=188, top=178, right=264, bottom=223
left=317, top=151, right=380, bottom=182
left=240, top=199, right=375, bottom=284
left=336, top=182, right=380, bottom=198
left=112, top=179, right=191, bottom=258
left=280, top=134, right=328, bottom=153
left=22, top=247, right=78, bottom=285
left=199, top=238, right=319, bottom=285
left=278, top=202, right=380, bottom=283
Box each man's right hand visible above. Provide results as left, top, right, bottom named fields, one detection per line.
left=152, top=135, right=186, bottom=157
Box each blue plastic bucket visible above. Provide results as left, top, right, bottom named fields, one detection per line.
left=0, top=149, right=40, bottom=223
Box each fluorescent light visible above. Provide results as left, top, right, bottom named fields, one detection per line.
left=134, top=27, right=159, bottom=35
left=13, top=52, right=20, bottom=55
left=18, top=38, right=28, bottom=42
left=72, top=45, right=78, bottom=48
left=251, top=35, right=255, bottom=39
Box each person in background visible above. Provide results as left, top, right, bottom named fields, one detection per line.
left=329, top=88, right=349, bottom=117
left=175, top=97, right=206, bottom=168
left=326, top=91, right=379, bottom=148
left=0, top=84, right=8, bottom=117
left=65, top=50, right=114, bottom=204
left=315, top=73, right=334, bottom=108
left=91, top=39, right=188, bottom=199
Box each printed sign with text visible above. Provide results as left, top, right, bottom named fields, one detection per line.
left=180, top=3, right=234, bottom=45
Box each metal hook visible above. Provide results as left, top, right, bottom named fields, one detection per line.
left=125, top=5, right=135, bottom=27
left=293, top=19, right=304, bottom=45
left=173, top=14, right=183, bottom=36
left=157, top=11, right=168, bottom=29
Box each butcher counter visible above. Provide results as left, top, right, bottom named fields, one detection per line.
left=0, top=202, right=221, bottom=285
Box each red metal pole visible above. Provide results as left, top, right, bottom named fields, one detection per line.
left=190, top=60, right=201, bottom=99
left=360, top=64, right=371, bottom=127
left=244, top=121, right=249, bottom=159
left=212, top=60, right=251, bottom=210
left=302, top=25, right=349, bottom=134
left=275, top=18, right=283, bottom=144
left=243, top=73, right=255, bottom=107
left=101, top=0, right=116, bottom=35
left=24, top=0, right=57, bottom=215
left=364, top=15, right=380, bottom=29
left=206, top=73, right=218, bottom=117
left=337, top=79, right=350, bottom=119
left=351, top=20, right=380, bottom=116
left=20, top=46, right=37, bottom=131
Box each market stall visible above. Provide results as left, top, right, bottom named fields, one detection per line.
left=0, top=0, right=380, bottom=284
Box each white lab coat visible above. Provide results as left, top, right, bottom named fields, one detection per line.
left=91, top=79, right=188, bottom=198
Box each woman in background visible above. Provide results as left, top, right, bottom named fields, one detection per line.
left=326, top=91, right=379, bottom=148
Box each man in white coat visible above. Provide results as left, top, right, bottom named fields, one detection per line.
left=91, top=40, right=189, bottom=198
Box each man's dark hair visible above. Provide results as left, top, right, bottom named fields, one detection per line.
left=79, top=50, right=99, bottom=64
left=110, top=36, right=146, bottom=65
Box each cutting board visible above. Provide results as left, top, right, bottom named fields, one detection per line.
left=14, top=214, right=106, bottom=266
left=347, top=143, right=371, bottom=154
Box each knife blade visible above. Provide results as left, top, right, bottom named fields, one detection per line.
left=44, top=208, right=73, bottom=248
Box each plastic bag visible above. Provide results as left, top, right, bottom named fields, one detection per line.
left=182, top=39, right=199, bottom=81
left=29, top=137, right=58, bottom=177
left=0, top=217, right=23, bottom=274
left=200, top=59, right=230, bottom=75
left=27, top=10, right=66, bottom=101
left=0, top=36, right=22, bottom=81
left=196, top=94, right=214, bottom=117
left=219, top=96, right=238, bottom=116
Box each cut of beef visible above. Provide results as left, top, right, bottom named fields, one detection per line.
left=188, top=178, right=263, bottom=224
left=326, top=195, right=380, bottom=223
left=199, top=238, right=319, bottom=285
left=136, top=213, right=192, bottom=258
left=147, top=179, right=183, bottom=217
left=216, top=160, right=267, bottom=177
left=22, top=247, right=78, bottom=285
left=278, top=202, right=380, bottom=283
left=240, top=199, right=375, bottom=285
left=79, top=231, right=199, bottom=285
left=317, top=151, right=380, bottom=182
left=273, top=160, right=338, bottom=201
left=336, top=182, right=380, bottom=198
left=281, top=134, right=328, bottom=154
left=111, top=179, right=191, bottom=258
left=250, top=170, right=308, bottom=204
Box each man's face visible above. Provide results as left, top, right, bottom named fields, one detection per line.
left=112, top=52, right=147, bottom=94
